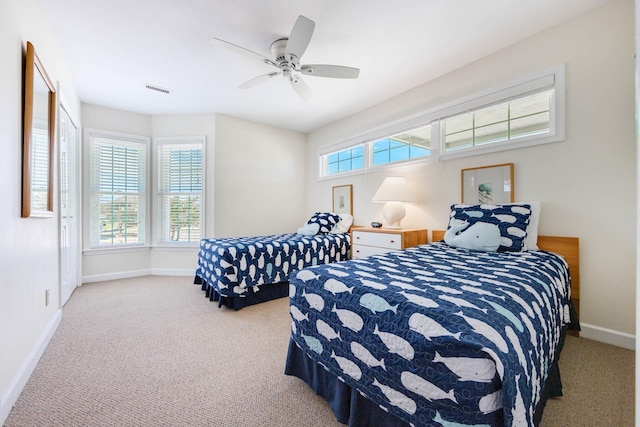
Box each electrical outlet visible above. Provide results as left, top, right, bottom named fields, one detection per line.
left=45, top=289, right=50, bottom=307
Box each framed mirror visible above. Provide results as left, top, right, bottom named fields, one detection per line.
left=22, top=41, right=56, bottom=218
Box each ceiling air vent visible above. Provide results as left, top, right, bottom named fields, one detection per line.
left=145, top=84, right=171, bottom=94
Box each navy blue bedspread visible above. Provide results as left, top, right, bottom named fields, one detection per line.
left=288, top=242, right=574, bottom=427
left=195, top=232, right=351, bottom=300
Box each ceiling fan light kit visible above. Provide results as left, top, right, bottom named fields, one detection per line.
left=214, top=15, right=360, bottom=100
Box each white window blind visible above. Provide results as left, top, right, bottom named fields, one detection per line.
left=157, top=139, right=203, bottom=244
left=88, top=134, right=147, bottom=248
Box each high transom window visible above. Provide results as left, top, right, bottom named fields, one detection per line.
left=372, top=125, right=432, bottom=166
left=318, top=66, right=564, bottom=178
left=443, top=90, right=552, bottom=152
left=326, top=145, right=364, bottom=175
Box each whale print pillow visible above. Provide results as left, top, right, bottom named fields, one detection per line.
left=448, top=203, right=531, bottom=252
left=307, top=212, right=342, bottom=234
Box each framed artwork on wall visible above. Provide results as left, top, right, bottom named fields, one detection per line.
left=461, top=163, right=514, bottom=204
left=332, top=185, right=353, bottom=215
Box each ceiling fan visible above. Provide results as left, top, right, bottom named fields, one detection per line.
left=213, top=15, right=360, bottom=101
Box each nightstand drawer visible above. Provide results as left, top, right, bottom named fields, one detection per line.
left=352, top=231, right=402, bottom=250
left=352, top=244, right=394, bottom=259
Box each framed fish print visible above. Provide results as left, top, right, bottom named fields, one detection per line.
left=461, top=163, right=514, bottom=204
left=332, top=185, right=353, bottom=215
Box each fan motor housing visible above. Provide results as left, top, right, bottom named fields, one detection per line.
left=271, top=38, right=297, bottom=65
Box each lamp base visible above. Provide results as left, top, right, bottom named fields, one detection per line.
left=382, top=201, right=406, bottom=229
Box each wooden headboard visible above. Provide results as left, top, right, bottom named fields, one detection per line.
left=430, top=230, right=580, bottom=320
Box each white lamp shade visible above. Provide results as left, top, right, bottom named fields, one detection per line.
left=372, top=177, right=416, bottom=229
left=371, top=177, right=417, bottom=203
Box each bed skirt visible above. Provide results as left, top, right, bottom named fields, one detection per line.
left=193, top=276, right=289, bottom=310
left=285, top=339, right=409, bottom=427
left=284, top=326, right=571, bottom=427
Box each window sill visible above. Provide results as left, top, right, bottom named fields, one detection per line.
left=83, top=244, right=201, bottom=255
left=152, top=245, right=200, bottom=252
left=83, top=245, right=151, bottom=256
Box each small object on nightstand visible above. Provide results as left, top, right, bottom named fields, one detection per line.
left=371, top=222, right=382, bottom=228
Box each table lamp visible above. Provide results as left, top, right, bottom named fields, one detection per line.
left=371, top=176, right=416, bottom=229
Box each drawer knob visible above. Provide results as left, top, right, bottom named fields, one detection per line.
left=389, top=240, right=395, bottom=243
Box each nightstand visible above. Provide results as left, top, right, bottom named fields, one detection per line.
left=350, top=226, right=428, bottom=259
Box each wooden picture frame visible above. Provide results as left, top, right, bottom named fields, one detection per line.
left=22, top=41, right=56, bottom=218
left=332, top=185, right=353, bottom=215
left=461, top=163, right=514, bottom=204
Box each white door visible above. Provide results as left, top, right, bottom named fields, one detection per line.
left=59, top=104, right=80, bottom=306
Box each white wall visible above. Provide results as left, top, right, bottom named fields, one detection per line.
left=0, top=0, right=80, bottom=423
left=80, top=109, right=307, bottom=281
left=213, top=114, right=308, bottom=238
left=150, top=114, right=217, bottom=275
left=81, top=104, right=154, bottom=281
left=306, top=0, right=636, bottom=346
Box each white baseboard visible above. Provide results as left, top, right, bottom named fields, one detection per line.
left=0, top=310, right=62, bottom=425
left=150, top=268, right=194, bottom=277
left=82, top=269, right=152, bottom=283
left=82, top=269, right=193, bottom=284
left=579, top=322, right=635, bottom=350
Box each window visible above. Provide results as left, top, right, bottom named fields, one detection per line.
left=317, top=66, right=564, bottom=178
left=156, top=137, right=204, bottom=245
left=372, top=125, right=431, bottom=166
left=87, top=130, right=149, bottom=248
left=325, top=144, right=364, bottom=176
left=443, top=89, right=553, bottom=152
left=319, top=125, right=433, bottom=178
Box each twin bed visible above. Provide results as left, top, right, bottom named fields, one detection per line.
left=285, top=204, right=580, bottom=427
left=194, top=213, right=352, bottom=309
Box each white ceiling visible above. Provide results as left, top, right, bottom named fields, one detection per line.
left=41, top=0, right=611, bottom=133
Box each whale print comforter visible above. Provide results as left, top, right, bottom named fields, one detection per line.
left=195, top=232, right=351, bottom=300
left=288, top=242, right=574, bottom=427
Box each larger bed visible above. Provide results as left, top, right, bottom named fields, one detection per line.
left=285, top=226, right=580, bottom=427
left=194, top=212, right=352, bottom=309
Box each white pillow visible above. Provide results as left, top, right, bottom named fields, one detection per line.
left=524, top=201, right=541, bottom=250
left=504, top=201, right=540, bottom=250
left=330, top=213, right=354, bottom=234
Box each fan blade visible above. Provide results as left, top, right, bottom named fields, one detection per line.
left=300, top=64, right=360, bottom=79
left=212, top=37, right=277, bottom=67
left=285, top=15, right=315, bottom=62
left=238, top=72, right=280, bottom=89
left=289, top=76, right=312, bottom=101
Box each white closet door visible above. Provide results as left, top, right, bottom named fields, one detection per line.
left=59, top=104, right=80, bottom=306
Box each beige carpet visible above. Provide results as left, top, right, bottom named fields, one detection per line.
left=4, top=276, right=635, bottom=427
